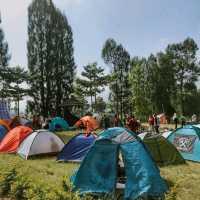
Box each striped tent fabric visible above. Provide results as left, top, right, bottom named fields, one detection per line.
left=0, top=100, right=10, bottom=120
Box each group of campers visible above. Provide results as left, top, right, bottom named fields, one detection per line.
left=103, top=114, right=140, bottom=133
left=172, top=113, right=198, bottom=129
left=14, top=112, right=199, bottom=137
left=148, top=114, right=160, bottom=133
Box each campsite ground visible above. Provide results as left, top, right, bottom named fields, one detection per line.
left=0, top=130, right=200, bottom=200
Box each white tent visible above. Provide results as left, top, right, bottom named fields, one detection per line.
left=17, top=129, right=64, bottom=159
left=138, top=132, right=148, bottom=140
left=162, top=130, right=173, bottom=138
left=193, top=124, right=200, bottom=129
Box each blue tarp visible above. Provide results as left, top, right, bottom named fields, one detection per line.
left=0, top=100, right=10, bottom=120
left=71, top=127, right=167, bottom=199
left=49, top=117, right=69, bottom=132
left=0, top=125, right=8, bottom=142
left=57, top=133, right=96, bottom=162
left=167, top=125, right=200, bottom=162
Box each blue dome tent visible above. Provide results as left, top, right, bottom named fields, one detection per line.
left=167, top=125, right=200, bottom=162
left=49, top=117, right=69, bottom=132
left=0, top=125, right=8, bottom=142
left=57, top=133, right=96, bottom=162
left=71, top=127, right=167, bottom=199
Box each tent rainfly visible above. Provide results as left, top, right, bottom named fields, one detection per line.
left=167, top=125, right=200, bottom=162
left=71, top=127, right=167, bottom=199
left=57, top=133, right=96, bottom=162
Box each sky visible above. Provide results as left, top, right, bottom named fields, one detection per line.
left=0, top=0, right=200, bottom=111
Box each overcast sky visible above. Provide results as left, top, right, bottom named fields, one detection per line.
left=0, top=0, right=200, bottom=112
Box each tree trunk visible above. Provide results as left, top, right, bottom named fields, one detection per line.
left=90, top=93, right=93, bottom=112
left=17, top=98, right=19, bottom=116
left=180, top=69, right=184, bottom=114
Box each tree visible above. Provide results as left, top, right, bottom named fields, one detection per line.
left=27, top=0, right=75, bottom=117
left=129, top=38, right=200, bottom=120
left=166, top=38, right=200, bottom=114
left=129, top=57, right=151, bottom=120
left=6, top=66, right=29, bottom=116
left=69, top=80, right=90, bottom=115
left=92, top=96, right=106, bottom=113
left=155, top=52, right=176, bottom=115
left=102, top=39, right=130, bottom=118
left=77, top=62, right=108, bottom=112
left=0, top=15, right=11, bottom=99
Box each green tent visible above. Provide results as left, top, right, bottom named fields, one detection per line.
left=143, top=134, right=185, bottom=166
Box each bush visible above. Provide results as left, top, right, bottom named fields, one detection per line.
left=0, top=167, right=17, bottom=196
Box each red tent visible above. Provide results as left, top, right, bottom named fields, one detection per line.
left=0, top=126, right=32, bottom=153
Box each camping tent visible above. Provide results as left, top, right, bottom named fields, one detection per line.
left=71, top=127, right=167, bottom=199
left=162, top=130, right=173, bottom=138
left=143, top=134, right=185, bottom=166
left=0, top=100, right=10, bottom=120
left=74, top=116, right=99, bottom=131
left=167, top=125, right=200, bottom=162
left=194, top=124, right=200, bottom=129
left=0, top=125, right=8, bottom=142
left=0, top=126, right=32, bottom=153
left=17, top=130, right=64, bottom=159
left=49, top=117, right=69, bottom=132
left=0, top=119, right=10, bottom=130
left=57, top=133, right=96, bottom=162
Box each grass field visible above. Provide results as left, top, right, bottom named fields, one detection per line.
left=0, top=130, right=200, bottom=200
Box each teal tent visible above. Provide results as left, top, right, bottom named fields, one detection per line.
left=167, top=125, right=200, bottom=162
left=49, top=117, right=69, bottom=132
left=71, top=127, right=167, bottom=199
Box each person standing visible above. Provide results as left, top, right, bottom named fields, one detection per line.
left=173, top=113, right=178, bottom=129
left=103, top=114, right=110, bottom=129
left=113, top=114, right=120, bottom=127
left=153, top=113, right=159, bottom=134
left=125, top=114, right=131, bottom=128
left=148, top=115, right=154, bottom=131
left=180, top=115, right=186, bottom=127
left=191, top=114, right=197, bottom=123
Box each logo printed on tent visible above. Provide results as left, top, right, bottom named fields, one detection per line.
left=173, top=135, right=197, bottom=153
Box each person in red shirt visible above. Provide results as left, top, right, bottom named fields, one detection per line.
left=127, top=115, right=140, bottom=133
left=148, top=115, right=154, bottom=131
left=113, top=114, right=121, bottom=127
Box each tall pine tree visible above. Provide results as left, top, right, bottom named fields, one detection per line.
left=76, top=62, right=108, bottom=112
left=0, top=13, right=11, bottom=99
left=27, top=0, right=75, bottom=117
left=102, top=39, right=130, bottom=118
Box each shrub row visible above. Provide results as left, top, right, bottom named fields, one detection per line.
left=0, top=165, right=116, bottom=200
left=0, top=164, right=176, bottom=200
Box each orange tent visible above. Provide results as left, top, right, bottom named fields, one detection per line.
left=0, top=119, right=10, bottom=130
left=0, top=126, right=32, bottom=153
left=75, top=116, right=99, bottom=134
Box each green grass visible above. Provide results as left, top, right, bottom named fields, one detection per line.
left=0, top=130, right=200, bottom=200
